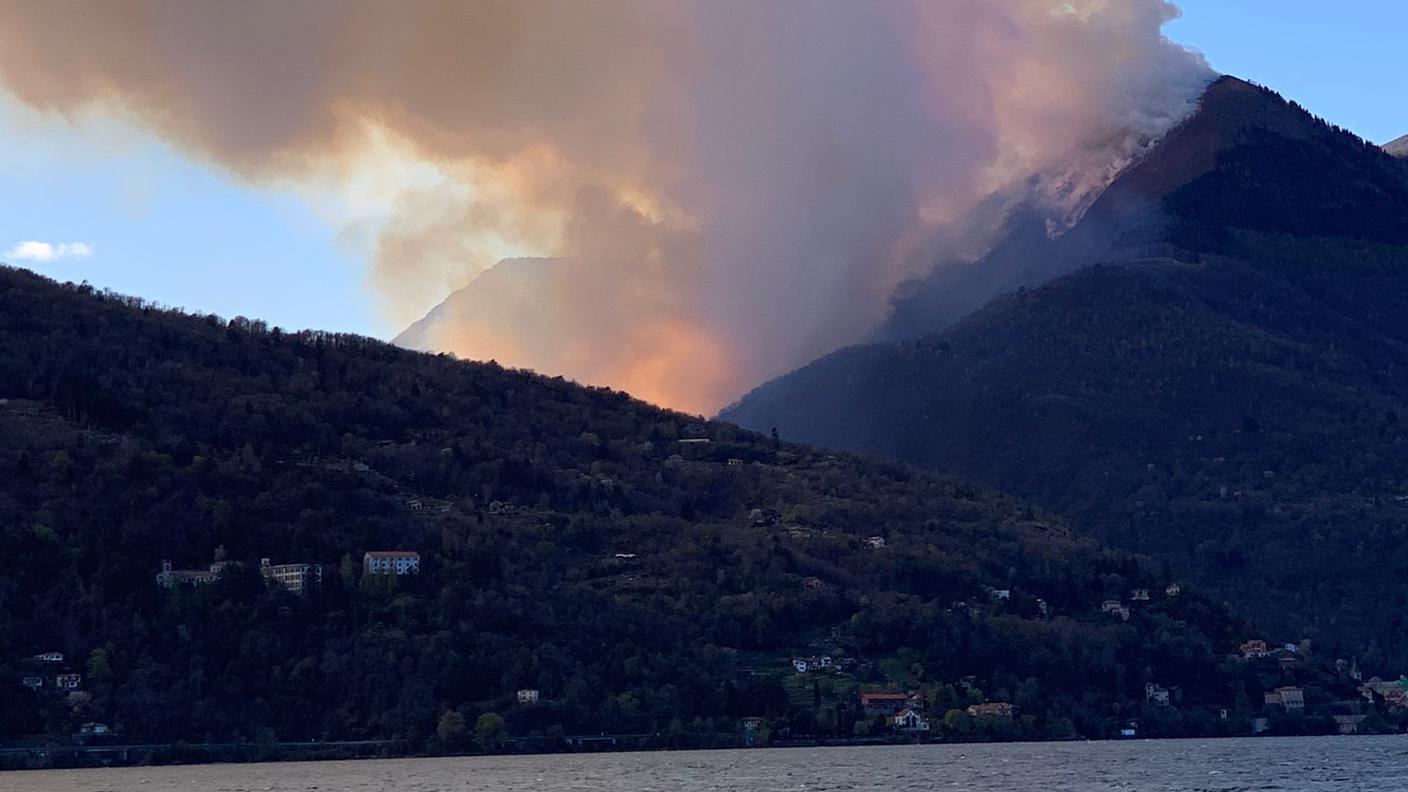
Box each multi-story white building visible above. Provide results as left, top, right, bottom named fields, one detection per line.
left=363, top=551, right=420, bottom=576
left=259, top=558, right=323, bottom=595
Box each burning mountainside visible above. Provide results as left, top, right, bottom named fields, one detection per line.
left=0, top=0, right=1211, bottom=413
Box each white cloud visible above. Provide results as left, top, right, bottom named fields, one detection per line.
left=5, top=240, right=94, bottom=262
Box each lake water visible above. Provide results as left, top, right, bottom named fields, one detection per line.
left=4, top=737, right=1408, bottom=791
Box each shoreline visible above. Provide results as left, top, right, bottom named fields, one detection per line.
left=2, top=728, right=1396, bottom=773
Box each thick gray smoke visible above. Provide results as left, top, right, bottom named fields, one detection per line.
left=0, top=0, right=1212, bottom=412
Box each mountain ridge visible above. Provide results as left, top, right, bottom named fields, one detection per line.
left=722, top=77, right=1408, bottom=667
left=0, top=264, right=1293, bottom=752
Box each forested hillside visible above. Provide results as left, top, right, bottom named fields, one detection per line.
left=0, top=266, right=1272, bottom=755
left=724, top=78, right=1408, bottom=670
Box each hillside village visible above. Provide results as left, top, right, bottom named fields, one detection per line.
left=5, top=266, right=1408, bottom=766
left=17, top=529, right=1408, bottom=751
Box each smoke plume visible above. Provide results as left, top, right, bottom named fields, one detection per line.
left=0, top=0, right=1212, bottom=414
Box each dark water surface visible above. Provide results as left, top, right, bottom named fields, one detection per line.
left=5, top=737, right=1408, bottom=791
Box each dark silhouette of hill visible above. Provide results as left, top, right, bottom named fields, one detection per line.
left=724, top=78, right=1408, bottom=669
left=0, top=265, right=1285, bottom=753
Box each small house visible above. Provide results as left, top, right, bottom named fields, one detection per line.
left=865, top=536, right=886, bottom=549
left=55, top=673, right=82, bottom=690
left=21, top=676, right=42, bottom=690
left=1264, top=686, right=1305, bottom=711
left=1100, top=600, right=1131, bottom=621
left=860, top=692, right=910, bottom=716
left=1144, top=683, right=1171, bottom=706
left=1240, top=640, right=1269, bottom=659
left=802, top=576, right=825, bottom=591
left=78, top=722, right=110, bottom=737
left=893, top=708, right=930, bottom=732
left=516, top=689, right=540, bottom=705
left=1131, top=588, right=1150, bottom=601
left=31, top=652, right=64, bottom=663
left=1334, top=713, right=1368, bottom=735
left=1359, top=677, right=1408, bottom=707
left=741, top=716, right=764, bottom=746
left=967, top=702, right=1016, bottom=719
left=1165, top=583, right=1182, bottom=597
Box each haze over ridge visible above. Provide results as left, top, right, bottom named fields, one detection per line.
left=0, top=0, right=1211, bottom=413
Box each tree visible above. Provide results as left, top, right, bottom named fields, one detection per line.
left=436, top=710, right=468, bottom=746
left=86, top=648, right=114, bottom=685
left=475, top=712, right=505, bottom=749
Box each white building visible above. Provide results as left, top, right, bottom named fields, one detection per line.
left=893, top=708, right=931, bottom=732
left=517, top=689, right=541, bottom=705
left=364, top=551, right=420, bottom=576
left=31, top=652, right=64, bottom=663
left=260, top=558, right=323, bottom=595
left=155, top=559, right=222, bottom=587
left=55, top=673, right=82, bottom=690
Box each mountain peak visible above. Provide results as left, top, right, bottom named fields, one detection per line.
left=1387, top=134, right=1408, bottom=158
left=1085, top=76, right=1317, bottom=211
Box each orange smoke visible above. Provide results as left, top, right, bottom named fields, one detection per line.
left=0, top=0, right=1210, bottom=413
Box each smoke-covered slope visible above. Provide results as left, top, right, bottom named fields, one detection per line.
left=723, top=78, right=1408, bottom=667
left=879, top=77, right=1408, bottom=341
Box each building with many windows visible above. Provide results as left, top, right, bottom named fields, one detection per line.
left=259, top=558, right=323, bottom=595
left=155, top=559, right=223, bottom=587
left=363, top=551, right=420, bottom=576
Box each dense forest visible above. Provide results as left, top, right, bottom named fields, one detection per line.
left=0, top=265, right=1308, bottom=761
left=724, top=79, right=1408, bottom=670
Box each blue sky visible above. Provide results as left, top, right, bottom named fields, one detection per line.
left=0, top=112, right=380, bottom=336
left=0, top=2, right=1403, bottom=340
left=1169, top=0, right=1408, bottom=145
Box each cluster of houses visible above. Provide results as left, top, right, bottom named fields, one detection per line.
left=1099, top=584, right=1181, bottom=622
left=792, top=655, right=838, bottom=673
left=1231, top=638, right=1408, bottom=734
left=154, top=550, right=421, bottom=592
left=855, top=690, right=1016, bottom=734
left=1238, top=638, right=1308, bottom=666
left=18, top=652, right=82, bottom=694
